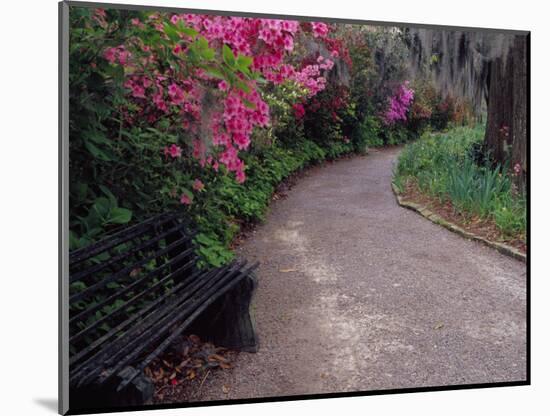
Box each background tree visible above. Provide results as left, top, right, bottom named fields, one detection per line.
left=408, top=28, right=528, bottom=190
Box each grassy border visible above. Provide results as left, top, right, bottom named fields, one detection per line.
left=391, top=183, right=526, bottom=263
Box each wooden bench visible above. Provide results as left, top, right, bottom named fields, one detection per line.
left=68, top=212, right=258, bottom=410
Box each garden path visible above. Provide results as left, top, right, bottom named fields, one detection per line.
left=190, top=147, right=526, bottom=400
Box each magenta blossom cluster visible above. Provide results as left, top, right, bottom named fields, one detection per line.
left=101, top=12, right=339, bottom=205
left=383, top=81, right=414, bottom=125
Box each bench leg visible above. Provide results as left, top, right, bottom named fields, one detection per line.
left=188, top=272, right=259, bottom=352
left=69, top=366, right=154, bottom=410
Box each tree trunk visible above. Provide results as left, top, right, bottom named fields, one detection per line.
left=511, top=35, right=528, bottom=192
left=484, top=34, right=528, bottom=192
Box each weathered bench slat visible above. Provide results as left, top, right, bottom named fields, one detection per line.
left=101, top=263, right=238, bottom=367
left=116, top=261, right=259, bottom=392
left=71, top=265, right=227, bottom=386
left=69, top=213, right=259, bottom=409
left=69, top=220, right=190, bottom=283
left=70, top=234, right=190, bottom=304
left=69, top=258, right=201, bottom=367
left=69, top=246, right=195, bottom=328
left=69, top=212, right=179, bottom=265
left=69, top=256, right=198, bottom=348
left=101, top=261, right=257, bottom=388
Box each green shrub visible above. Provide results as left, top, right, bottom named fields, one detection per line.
left=352, top=115, right=383, bottom=150
left=189, top=138, right=342, bottom=267
left=394, top=126, right=525, bottom=238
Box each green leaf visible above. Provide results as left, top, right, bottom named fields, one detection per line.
left=242, top=99, right=256, bottom=109
left=205, top=66, right=225, bottom=80
left=83, top=129, right=109, bottom=144
left=187, top=46, right=199, bottom=62
left=201, top=48, right=215, bottom=61
left=195, top=233, right=216, bottom=245
left=235, top=80, right=251, bottom=94
left=84, top=141, right=113, bottom=161
left=104, top=64, right=124, bottom=83
left=98, top=185, right=118, bottom=208
left=91, top=197, right=111, bottom=220
left=75, top=182, right=88, bottom=201
left=239, top=66, right=252, bottom=78
left=236, top=55, right=253, bottom=69
left=109, top=207, right=132, bottom=224
left=70, top=281, right=87, bottom=292
left=197, top=36, right=209, bottom=50
left=163, top=23, right=180, bottom=43
left=180, top=186, right=193, bottom=199
left=222, top=44, right=236, bottom=67
left=176, top=21, right=198, bottom=38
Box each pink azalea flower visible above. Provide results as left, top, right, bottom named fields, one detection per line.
left=218, top=80, right=229, bottom=91
left=192, top=179, right=205, bottom=191
left=168, top=83, right=185, bottom=105
left=235, top=170, right=246, bottom=183
left=293, top=103, right=305, bottom=119
left=180, top=194, right=192, bottom=205
left=383, top=81, right=415, bottom=125
left=283, top=35, right=294, bottom=51
left=164, top=144, right=182, bottom=159
left=311, top=22, right=329, bottom=38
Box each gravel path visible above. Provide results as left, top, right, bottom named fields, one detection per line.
left=192, top=147, right=526, bottom=400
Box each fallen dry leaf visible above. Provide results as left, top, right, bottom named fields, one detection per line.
left=208, top=353, right=228, bottom=363
left=279, top=268, right=297, bottom=273
left=222, top=385, right=230, bottom=394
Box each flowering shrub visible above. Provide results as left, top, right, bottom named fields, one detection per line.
left=100, top=11, right=338, bottom=194
left=383, top=81, right=414, bottom=125
left=69, top=6, right=458, bottom=266
left=68, top=7, right=344, bottom=254
left=302, top=83, right=353, bottom=148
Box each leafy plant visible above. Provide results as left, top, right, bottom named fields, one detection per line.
left=394, top=126, right=525, bottom=238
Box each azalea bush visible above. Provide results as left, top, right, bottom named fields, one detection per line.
left=69, top=6, right=448, bottom=266
left=69, top=7, right=348, bottom=255
left=383, top=81, right=414, bottom=125
left=302, top=83, right=355, bottom=153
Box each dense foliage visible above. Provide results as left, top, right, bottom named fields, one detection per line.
left=394, top=126, right=526, bottom=238
left=69, top=7, right=466, bottom=265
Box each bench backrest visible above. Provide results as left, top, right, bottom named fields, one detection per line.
left=68, top=213, right=195, bottom=369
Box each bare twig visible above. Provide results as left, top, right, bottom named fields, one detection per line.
left=198, top=369, right=211, bottom=392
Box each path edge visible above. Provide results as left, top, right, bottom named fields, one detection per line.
left=391, top=183, right=526, bottom=263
